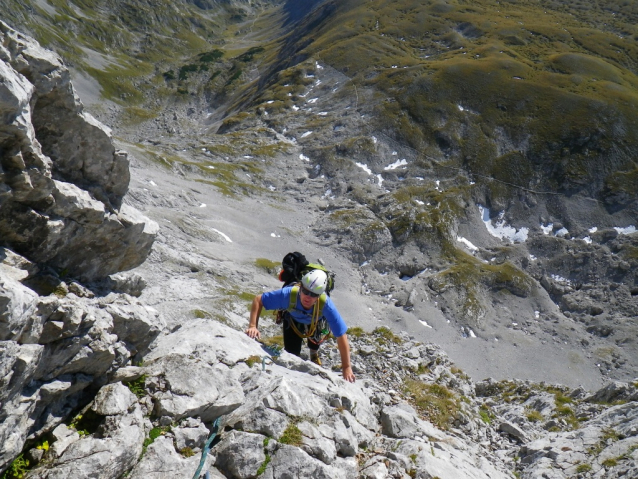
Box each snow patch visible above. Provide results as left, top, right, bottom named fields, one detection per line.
left=376, top=174, right=384, bottom=187
left=299, top=154, right=310, bottom=161
left=540, top=223, right=553, bottom=235
left=457, top=236, right=479, bottom=252
left=301, top=131, right=313, bottom=138
left=307, top=98, right=318, bottom=104
left=212, top=229, right=232, bottom=243
left=479, top=206, right=529, bottom=242
left=199, top=203, right=206, bottom=208
left=356, top=162, right=372, bottom=175
left=551, top=274, right=571, bottom=284
left=615, top=225, right=636, bottom=235
left=384, top=159, right=408, bottom=170
left=419, top=320, right=433, bottom=328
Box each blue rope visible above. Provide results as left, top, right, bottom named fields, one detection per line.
left=192, top=417, right=221, bottom=479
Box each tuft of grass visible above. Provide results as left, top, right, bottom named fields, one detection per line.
left=576, top=463, right=592, bottom=473
left=526, top=409, right=544, bottom=423
left=279, top=421, right=303, bottom=447
left=479, top=404, right=494, bottom=424
left=255, top=258, right=280, bottom=273
left=192, top=309, right=211, bottom=319
left=180, top=447, right=195, bottom=457
left=245, top=355, right=262, bottom=368
left=602, top=458, right=618, bottom=468
left=373, top=326, right=402, bottom=345
left=404, top=380, right=460, bottom=430
left=256, top=453, right=271, bottom=476
left=346, top=326, right=365, bottom=338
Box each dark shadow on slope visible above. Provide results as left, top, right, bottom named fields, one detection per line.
left=283, top=0, right=327, bottom=26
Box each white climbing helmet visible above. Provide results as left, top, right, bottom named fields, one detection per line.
left=301, top=269, right=328, bottom=296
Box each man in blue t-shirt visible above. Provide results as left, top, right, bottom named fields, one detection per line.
left=245, top=269, right=355, bottom=382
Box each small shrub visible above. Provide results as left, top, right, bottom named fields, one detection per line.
left=143, top=426, right=170, bottom=450
left=125, top=375, right=147, bottom=398
left=69, top=410, right=102, bottom=437
left=1, top=454, right=29, bottom=479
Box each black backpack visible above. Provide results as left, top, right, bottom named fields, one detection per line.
left=278, top=251, right=335, bottom=295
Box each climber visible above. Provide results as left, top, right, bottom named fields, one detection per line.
left=245, top=269, right=356, bottom=383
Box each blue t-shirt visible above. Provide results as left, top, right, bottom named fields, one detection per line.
left=261, top=286, right=348, bottom=338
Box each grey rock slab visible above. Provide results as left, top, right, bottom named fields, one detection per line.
left=128, top=436, right=218, bottom=479
left=144, top=318, right=266, bottom=366
left=236, top=404, right=290, bottom=438
left=394, top=438, right=512, bottom=479
left=173, top=417, right=210, bottom=452
left=380, top=403, right=447, bottom=440
left=27, top=399, right=145, bottom=479
left=0, top=273, right=38, bottom=340
left=213, top=430, right=266, bottom=479
left=146, top=353, right=244, bottom=422
left=260, top=444, right=353, bottom=479
left=92, top=382, right=137, bottom=416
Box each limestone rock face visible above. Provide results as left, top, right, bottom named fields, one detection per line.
left=0, top=254, right=165, bottom=472
left=0, top=21, right=157, bottom=281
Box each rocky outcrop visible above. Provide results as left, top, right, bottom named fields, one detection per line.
left=5, top=312, right=636, bottom=478
left=0, top=21, right=157, bottom=281
left=0, top=251, right=165, bottom=473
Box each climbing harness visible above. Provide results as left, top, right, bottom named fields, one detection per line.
left=192, top=416, right=221, bottom=479
left=282, top=286, right=331, bottom=345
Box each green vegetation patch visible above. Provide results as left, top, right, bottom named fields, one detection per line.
left=373, top=326, right=402, bottom=345
left=404, top=380, right=460, bottom=430
left=279, top=420, right=303, bottom=446
left=1, top=454, right=30, bottom=479
left=125, top=375, right=147, bottom=399
left=255, top=258, right=280, bottom=273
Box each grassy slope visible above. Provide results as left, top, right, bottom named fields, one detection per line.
left=279, top=0, right=638, bottom=201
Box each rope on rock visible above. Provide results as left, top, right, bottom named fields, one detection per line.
left=192, top=416, right=222, bottom=479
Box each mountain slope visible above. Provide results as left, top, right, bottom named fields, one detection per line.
left=2, top=0, right=637, bottom=385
